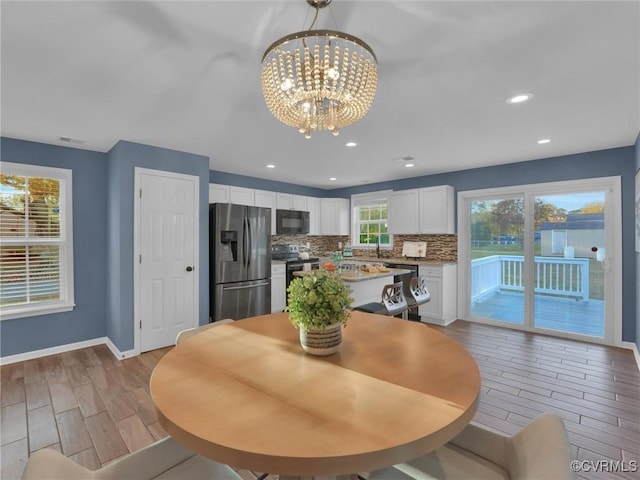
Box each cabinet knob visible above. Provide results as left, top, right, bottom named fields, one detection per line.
left=186, top=266, right=194, bottom=272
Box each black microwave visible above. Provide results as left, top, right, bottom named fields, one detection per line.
left=276, top=209, right=310, bottom=235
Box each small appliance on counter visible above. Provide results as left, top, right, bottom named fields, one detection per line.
left=401, top=241, right=427, bottom=258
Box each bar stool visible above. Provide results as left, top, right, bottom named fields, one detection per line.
left=354, top=281, right=409, bottom=320
left=407, top=275, right=431, bottom=316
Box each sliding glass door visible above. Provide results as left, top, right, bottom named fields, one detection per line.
left=460, top=178, right=620, bottom=344
left=470, top=196, right=525, bottom=325
left=533, top=192, right=605, bottom=336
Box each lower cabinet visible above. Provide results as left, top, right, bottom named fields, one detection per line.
left=271, top=263, right=287, bottom=313
left=418, top=264, right=457, bottom=326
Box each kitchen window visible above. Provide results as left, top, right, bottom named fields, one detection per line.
left=351, top=190, right=392, bottom=249
left=0, top=162, right=74, bottom=320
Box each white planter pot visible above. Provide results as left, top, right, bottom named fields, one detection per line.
left=299, top=322, right=342, bottom=356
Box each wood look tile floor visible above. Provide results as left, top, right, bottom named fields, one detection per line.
left=1, top=321, right=638, bottom=480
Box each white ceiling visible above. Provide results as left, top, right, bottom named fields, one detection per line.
left=2, top=1, right=639, bottom=189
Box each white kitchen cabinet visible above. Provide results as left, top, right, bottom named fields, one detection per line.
left=388, top=185, right=455, bottom=234
left=419, top=185, right=455, bottom=233
left=320, top=198, right=350, bottom=235
left=271, top=263, right=287, bottom=313
left=229, top=186, right=254, bottom=206
left=277, top=193, right=307, bottom=210
left=388, top=189, right=420, bottom=234
left=208, top=184, right=254, bottom=206
left=307, top=196, right=321, bottom=235
left=292, top=195, right=307, bottom=211
left=254, top=189, right=277, bottom=235
left=417, top=264, right=457, bottom=326
left=209, top=183, right=229, bottom=203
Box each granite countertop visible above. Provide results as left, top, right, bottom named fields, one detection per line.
left=293, top=267, right=412, bottom=283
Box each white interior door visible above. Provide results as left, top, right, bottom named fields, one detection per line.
left=138, top=170, right=198, bottom=352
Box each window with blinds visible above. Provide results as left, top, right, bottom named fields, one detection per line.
left=351, top=190, right=392, bottom=248
left=0, top=162, right=74, bottom=319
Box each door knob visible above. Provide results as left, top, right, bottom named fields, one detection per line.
left=186, top=266, right=194, bottom=272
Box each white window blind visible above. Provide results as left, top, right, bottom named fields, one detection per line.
left=351, top=191, right=392, bottom=248
left=0, top=162, right=74, bottom=319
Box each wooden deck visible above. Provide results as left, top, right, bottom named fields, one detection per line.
left=472, top=290, right=605, bottom=337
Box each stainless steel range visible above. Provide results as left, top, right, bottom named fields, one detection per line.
left=271, top=244, right=320, bottom=292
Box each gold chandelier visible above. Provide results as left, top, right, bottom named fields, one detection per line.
left=261, top=0, right=377, bottom=139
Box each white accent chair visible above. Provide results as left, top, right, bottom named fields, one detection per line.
left=21, top=436, right=242, bottom=480
left=175, top=318, right=234, bottom=345
left=368, top=413, right=575, bottom=479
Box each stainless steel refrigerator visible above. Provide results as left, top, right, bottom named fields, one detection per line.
left=210, top=203, right=271, bottom=321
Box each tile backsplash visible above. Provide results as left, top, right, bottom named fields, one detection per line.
left=273, top=234, right=457, bottom=261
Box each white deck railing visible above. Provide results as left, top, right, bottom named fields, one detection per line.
left=471, top=255, right=590, bottom=302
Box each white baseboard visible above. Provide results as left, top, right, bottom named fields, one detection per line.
left=105, top=337, right=138, bottom=360
left=620, top=341, right=640, bottom=372
left=0, top=337, right=106, bottom=366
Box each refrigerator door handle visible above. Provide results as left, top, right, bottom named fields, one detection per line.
left=247, top=215, right=252, bottom=268
left=222, top=281, right=270, bottom=291
left=242, top=217, right=249, bottom=268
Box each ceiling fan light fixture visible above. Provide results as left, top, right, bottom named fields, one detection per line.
left=261, top=0, right=377, bottom=139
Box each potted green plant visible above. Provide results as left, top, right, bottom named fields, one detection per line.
left=285, top=269, right=353, bottom=355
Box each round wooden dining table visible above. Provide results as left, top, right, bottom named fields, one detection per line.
left=150, top=311, right=480, bottom=478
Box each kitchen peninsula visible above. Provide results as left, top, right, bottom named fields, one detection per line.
left=294, top=264, right=412, bottom=307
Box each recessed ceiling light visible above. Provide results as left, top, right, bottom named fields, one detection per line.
left=266, top=164, right=276, bottom=168
left=537, top=138, right=551, bottom=144
left=345, top=142, right=357, bottom=147
left=506, top=93, right=533, bottom=104
left=329, top=177, right=337, bottom=181
left=404, top=163, right=415, bottom=168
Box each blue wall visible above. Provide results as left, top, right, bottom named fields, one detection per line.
left=331, top=146, right=637, bottom=344
left=106, top=141, right=210, bottom=352
left=1, top=136, right=637, bottom=355
left=0, top=138, right=108, bottom=356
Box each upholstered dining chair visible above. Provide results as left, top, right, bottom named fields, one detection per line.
left=21, top=436, right=243, bottom=480
left=407, top=275, right=431, bottom=314
left=175, top=318, right=234, bottom=345
left=354, top=282, right=409, bottom=320
left=367, top=412, right=574, bottom=480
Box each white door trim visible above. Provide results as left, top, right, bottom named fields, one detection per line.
left=457, top=176, right=622, bottom=347
left=133, top=167, right=200, bottom=355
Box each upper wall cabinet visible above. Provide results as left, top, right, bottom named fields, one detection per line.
left=307, top=196, right=321, bottom=235
left=320, top=198, right=350, bottom=235
left=388, top=189, right=420, bottom=234
left=254, top=189, right=277, bottom=234
left=208, top=184, right=255, bottom=206
left=388, top=185, right=454, bottom=234
left=276, top=193, right=308, bottom=211
left=209, top=183, right=230, bottom=203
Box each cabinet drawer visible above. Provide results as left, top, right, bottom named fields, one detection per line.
left=421, top=267, right=442, bottom=278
